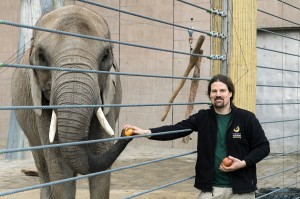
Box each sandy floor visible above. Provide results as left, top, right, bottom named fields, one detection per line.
left=1, top=145, right=300, bottom=199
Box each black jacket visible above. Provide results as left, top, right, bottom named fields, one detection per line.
left=149, top=105, right=270, bottom=194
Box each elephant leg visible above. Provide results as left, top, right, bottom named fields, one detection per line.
left=30, top=150, right=52, bottom=199
left=45, top=148, right=77, bottom=199
left=88, top=120, right=112, bottom=199
left=49, top=171, right=76, bottom=199
left=89, top=173, right=111, bottom=199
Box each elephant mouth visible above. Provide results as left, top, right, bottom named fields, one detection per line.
left=49, top=108, right=114, bottom=143
left=41, top=88, right=51, bottom=101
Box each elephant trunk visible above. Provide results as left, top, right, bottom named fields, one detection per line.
left=52, top=72, right=130, bottom=175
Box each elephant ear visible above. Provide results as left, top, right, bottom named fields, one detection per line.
left=102, top=60, right=121, bottom=115
left=21, top=49, right=42, bottom=116
left=30, top=69, right=42, bottom=116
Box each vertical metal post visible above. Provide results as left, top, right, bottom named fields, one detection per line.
left=221, top=0, right=228, bottom=75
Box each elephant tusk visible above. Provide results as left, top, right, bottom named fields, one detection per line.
left=96, top=108, right=114, bottom=136
left=49, top=111, right=57, bottom=143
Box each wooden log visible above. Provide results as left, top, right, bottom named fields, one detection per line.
left=161, top=35, right=205, bottom=121
left=182, top=50, right=203, bottom=144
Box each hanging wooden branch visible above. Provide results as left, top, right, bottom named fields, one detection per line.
left=161, top=35, right=205, bottom=121
left=182, top=50, right=203, bottom=144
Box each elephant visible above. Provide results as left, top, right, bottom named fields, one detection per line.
left=11, top=5, right=132, bottom=199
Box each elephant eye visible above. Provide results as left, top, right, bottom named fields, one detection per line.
left=36, top=49, right=48, bottom=66
left=38, top=52, right=46, bottom=63
left=99, top=50, right=112, bottom=71
left=101, top=52, right=109, bottom=62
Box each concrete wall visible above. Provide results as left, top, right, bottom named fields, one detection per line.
left=256, top=31, right=300, bottom=153
left=0, top=0, right=212, bottom=152
left=256, top=1, right=300, bottom=153
left=256, top=30, right=300, bottom=154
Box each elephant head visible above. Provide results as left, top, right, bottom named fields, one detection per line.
left=23, top=5, right=130, bottom=175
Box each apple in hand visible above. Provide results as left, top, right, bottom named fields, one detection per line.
left=221, top=157, right=233, bottom=167
left=124, top=128, right=134, bottom=136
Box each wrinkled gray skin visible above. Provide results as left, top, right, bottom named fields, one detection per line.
left=11, top=5, right=131, bottom=199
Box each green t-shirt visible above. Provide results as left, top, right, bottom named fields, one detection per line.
left=213, top=113, right=232, bottom=187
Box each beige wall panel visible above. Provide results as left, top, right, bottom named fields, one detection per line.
left=257, top=0, right=300, bottom=28
left=117, top=0, right=211, bottom=149
left=0, top=1, right=20, bottom=149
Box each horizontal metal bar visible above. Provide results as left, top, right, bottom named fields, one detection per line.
left=0, top=20, right=224, bottom=60
left=257, top=102, right=300, bottom=106
left=0, top=101, right=210, bottom=111
left=256, top=84, right=300, bottom=89
left=257, top=46, right=300, bottom=57
left=258, top=164, right=300, bottom=180
left=277, top=0, right=300, bottom=11
left=265, top=149, right=299, bottom=161
left=0, top=150, right=197, bottom=197
left=124, top=176, right=195, bottom=198
left=77, top=0, right=226, bottom=38
left=177, top=0, right=226, bottom=17
left=261, top=119, right=300, bottom=124
left=257, top=9, right=300, bottom=26
left=257, top=28, right=300, bottom=42
left=1, top=63, right=210, bottom=81
left=268, top=134, right=300, bottom=141
left=257, top=65, right=300, bottom=73
left=0, top=129, right=192, bottom=154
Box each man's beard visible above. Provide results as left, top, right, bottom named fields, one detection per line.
left=214, top=101, right=224, bottom=108
left=213, top=97, right=224, bottom=108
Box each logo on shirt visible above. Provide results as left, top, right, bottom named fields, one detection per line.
left=233, top=126, right=241, bottom=138
left=233, top=126, right=240, bottom=132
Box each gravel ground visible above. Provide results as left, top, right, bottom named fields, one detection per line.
left=1, top=145, right=300, bottom=199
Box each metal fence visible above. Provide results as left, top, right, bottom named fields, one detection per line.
left=0, top=0, right=300, bottom=198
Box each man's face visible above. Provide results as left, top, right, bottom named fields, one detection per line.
left=209, top=81, right=232, bottom=109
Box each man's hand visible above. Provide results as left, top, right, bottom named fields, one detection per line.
left=123, top=125, right=151, bottom=136
left=219, top=156, right=246, bottom=172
